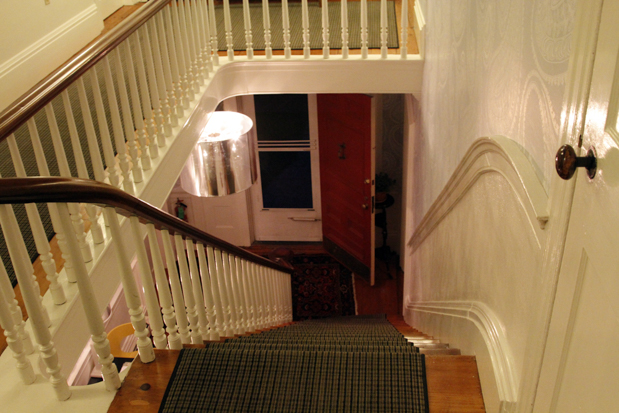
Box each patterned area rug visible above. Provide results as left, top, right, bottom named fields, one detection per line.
left=291, top=255, right=356, bottom=320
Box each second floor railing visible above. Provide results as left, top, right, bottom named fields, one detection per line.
left=0, top=177, right=293, bottom=400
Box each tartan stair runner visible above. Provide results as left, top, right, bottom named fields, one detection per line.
left=159, top=315, right=429, bottom=412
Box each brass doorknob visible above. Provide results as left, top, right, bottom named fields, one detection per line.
left=555, top=144, right=597, bottom=180
left=361, top=204, right=369, bottom=210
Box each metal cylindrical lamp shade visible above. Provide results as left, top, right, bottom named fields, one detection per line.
left=180, top=112, right=257, bottom=197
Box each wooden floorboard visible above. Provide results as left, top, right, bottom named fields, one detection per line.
left=425, top=356, right=486, bottom=413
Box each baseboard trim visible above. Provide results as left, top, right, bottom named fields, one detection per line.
left=0, top=5, right=103, bottom=111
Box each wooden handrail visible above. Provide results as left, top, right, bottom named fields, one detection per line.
left=0, top=177, right=293, bottom=274
left=0, top=0, right=172, bottom=141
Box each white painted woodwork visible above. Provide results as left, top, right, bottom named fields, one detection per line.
left=185, top=239, right=209, bottom=340
left=261, top=0, right=272, bottom=59
left=161, top=229, right=192, bottom=344
left=183, top=0, right=203, bottom=90
left=179, top=0, right=200, bottom=92
left=207, top=0, right=220, bottom=66
left=213, top=248, right=234, bottom=336
left=7, top=135, right=66, bottom=306
left=240, top=0, right=253, bottom=59
left=301, top=0, right=310, bottom=59
left=196, top=242, right=221, bottom=340
left=228, top=254, right=246, bottom=334
left=57, top=203, right=120, bottom=393
left=146, top=224, right=182, bottom=350
left=197, top=0, right=214, bottom=72
left=400, top=0, right=408, bottom=59
left=154, top=14, right=179, bottom=129
left=360, top=0, right=368, bottom=59
left=130, top=217, right=167, bottom=350
left=241, top=259, right=258, bottom=331
left=170, top=1, right=193, bottom=106
left=281, top=0, right=291, bottom=59
left=173, top=234, right=202, bottom=344
left=206, top=245, right=228, bottom=336
left=221, top=251, right=240, bottom=334
left=534, top=0, right=619, bottom=411
left=103, top=208, right=155, bottom=363
left=0, top=259, right=33, bottom=356
left=380, top=0, right=388, bottom=59
left=139, top=25, right=167, bottom=147
left=321, top=0, right=329, bottom=58
left=162, top=6, right=186, bottom=119
left=340, top=0, right=349, bottom=59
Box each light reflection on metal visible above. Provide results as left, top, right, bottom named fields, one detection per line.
left=180, top=112, right=257, bottom=197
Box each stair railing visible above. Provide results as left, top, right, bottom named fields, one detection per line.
left=0, top=176, right=293, bottom=400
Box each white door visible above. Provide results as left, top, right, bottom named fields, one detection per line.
left=534, top=0, right=619, bottom=411
left=245, top=94, right=323, bottom=241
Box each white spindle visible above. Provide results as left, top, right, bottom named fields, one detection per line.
left=44, top=102, right=92, bottom=264
left=260, top=266, right=273, bottom=326
left=241, top=0, right=254, bottom=59
left=178, top=0, right=200, bottom=91
left=0, top=272, right=35, bottom=384
left=301, top=0, right=310, bottom=59
left=146, top=224, right=182, bottom=349
left=380, top=0, right=388, bottom=59
left=139, top=26, right=167, bottom=148
left=206, top=245, right=228, bottom=336
left=148, top=19, right=174, bottom=137
left=242, top=259, right=259, bottom=331
left=221, top=0, right=234, bottom=61
left=104, top=208, right=155, bottom=363
left=185, top=239, right=209, bottom=340
left=56, top=204, right=122, bottom=392
left=156, top=12, right=180, bottom=127
left=60, top=91, right=105, bottom=244
left=131, top=34, right=161, bottom=159
left=0, top=258, right=34, bottom=355
left=341, top=0, right=349, bottom=59
left=400, top=0, right=408, bottom=59
left=321, top=0, right=329, bottom=58
left=360, top=0, right=368, bottom=59
left=286, top=273, right=293, bottom=322
left=75, top=79, right=106, bottom=184
left=214, top=248, right=234, bottom=336
left=222, top=252, right=240, bottom=334
left=233, top=257, right=248, bottom=333
left=0, top=204, right=70, bottom=400
left=121, top=43, right=152, bottom=173
left=27, top=118, right=77, bottom=285
left=272, top=270, right=283, bottom=324
left=267, top=268, right=278, bottom=325
left=7, top=135, right=66, bottom=306
left=279, top=271, right=289, bottom=323
left=171, top=1, right=193, bottom=105
left=163, top=7, right=186, bottom=118
left=161, top=229, right=192, bottom=344
left=262, top=0, right=272, bottom=59
left=184, top=0, right=205, bottom=87
left=89, top=67, right=121, bottom=188
left=101, top=56, right=135, bottom=194
left=282, top=0, right=291, bottom=59
left=111, top=48, right=144, bottom=183
left=130, top=217, right=167, bottom=349
left=174, top=234, right=202, bottom=344
left=228, top=254, right=245, bottom=334
left=250, top=262, right=265, bottom=329
left=197, top=0, right=214, bottom=72
left=196, top=243, right=220, bottom=340
left=207, top=0, right=220, bottom=66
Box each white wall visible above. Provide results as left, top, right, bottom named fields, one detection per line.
left=403, top=0, right=577, bottom=411
left=0, top=0, right=104, bottom=111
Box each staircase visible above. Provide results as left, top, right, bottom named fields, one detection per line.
left=109, top=314, right=486, bottom=412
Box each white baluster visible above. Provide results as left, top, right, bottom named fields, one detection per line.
left=266, top=268, right=278, bottom=325
left=131, top=34, right=161, bottom=158
left=400, top=0, right=408, bottom=59
left=259, top=266, right=272, bottom=326
left=7, top=135, right=66, bottom=305
left=185, top=239, right=209, bottom=340
left=272, top=270, right=283, bottom=324
left=75, top=79, right=107, bottom=184
left=286, top=273, right=293, bottom=322
left=122, top=41, right=152, bottom=171
left=206, top=245, right=228, bottom=337
left=148, top=19, right=174, bottom=137
left=146, top=224, right=182, bottom=349
left=197, top=0, right=214, bottom=72
left=360, top=0, right=368, bottom=59
left=184, top=0, right=205, bottom=87
left=156, top=12, right=180, bottom=127
left=278, top=271, right=288, bottom=324
left=221, top=0, right=234, bottom=61
left=241, top=0, right=254, bottom=59
left=60, top=90, right=105, bottom=244
left=171, top=1, right=193, bottom=105
left=250, top=262, right=265, bottom=329
left=207, top=0, right=220, bottom=66
left=161, top=229, right=191, bottom=344
left=178, top=0, right=200, bottom=91
left=0, top=273, right=35, bottom=384
left=111, top=48, right=143, bottom=183
left=214, top=248, right=234, bottom=336
left=228, top=255, right=245, bottom=334
left=130, top=217, right=167, bottom=350
left=321, top=0, right=329, bottom=58
left=301, top=0, right=310, bottom=59
left=56, top=204, right=121, bottom=391
left=242, top=259, right=258, bottom=331
left=174, top=234, right=202, bottom=344
left=163, top=6, right=187, bottom=115
left=233, top=257, right=248, bottom=333
left=282, top=0, right=291, bottom=59
left=380, top=0, right=388, bottom=59
left=0, top=258, right=34, bottom=355
left=101, top=56, right=135, bottom=194
left=103, top=208, right=155, bottom=363
left=262, top=0, right=272, bottom=59
left=221, top=252, right=240, bottom=334
left=89, top=67, right=121, bottom=188
left=139, top=25, right=168, bottom=147
left=0, top=204, right=70, bottom=400
left=45, top=102, right=92, bottom=264
left=196, top=243, right=220, bottom=340
left=27, top=118, right=76, bottom=284
left=341, top=0, right=349, bottom=59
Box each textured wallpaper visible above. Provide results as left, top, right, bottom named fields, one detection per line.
left=417, top=0, right=576, bottom=218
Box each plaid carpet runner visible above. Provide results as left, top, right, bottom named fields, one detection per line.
left=159, top=315, right=429, bottom=412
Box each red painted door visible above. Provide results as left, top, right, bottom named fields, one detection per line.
left=318, top=94, right=375, bottom=285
